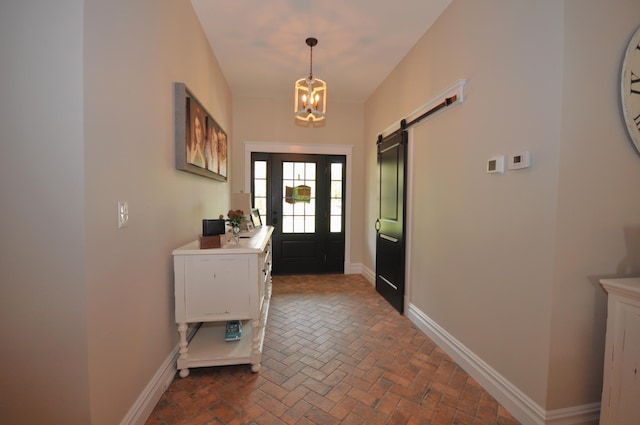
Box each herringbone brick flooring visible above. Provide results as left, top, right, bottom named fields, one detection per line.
left=146, top=274, right=520, bottom=425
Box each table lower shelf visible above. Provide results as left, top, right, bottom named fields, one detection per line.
left=177, top=320, right=263, bottom=377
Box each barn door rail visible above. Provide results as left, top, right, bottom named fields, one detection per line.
left=378, top=79, right=466, bottom=140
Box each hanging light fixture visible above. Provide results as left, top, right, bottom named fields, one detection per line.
left=294, top=37, right=327, bottom=122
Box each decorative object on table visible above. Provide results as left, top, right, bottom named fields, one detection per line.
left=174, top=82, right=229, bottom=180
left=620, top=25, right=640, bottom=156
left=250, top=208, right=262, bottom=228
left=199, top=234, right=221, bottom=249
left=226, top=209, right=244, bottom=242
left=202, top=219, right=225, bottom=236
left=231, top=192, right=253, bottom=230
left=225, top=320, right=242, bottom=342
left=294, top=37, right=327, bottom=122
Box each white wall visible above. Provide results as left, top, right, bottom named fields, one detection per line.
left=83, top=0, right=232, bottom=423
left=0, top=0, right=233, bottom=423
left=548, top=0, right=640, bottom=408
left=0, top=1, right=90, bottom=424
left=365, top=0, right=640, bottom=417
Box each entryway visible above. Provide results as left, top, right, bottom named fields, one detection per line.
left=251, top=152, right=346, bottom=274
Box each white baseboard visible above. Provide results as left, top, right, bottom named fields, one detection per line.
left=346, top=263, right=375, bottom=286
left=120, top=327, right=198, bottom=425
left=544, top=403, right=600, bottom=425
left=345, top=261, right=361, bottom=275
left=407, top=304, right=600, bottom=425
left=119, top=348, right=177, bottom=425
left=360, top=264, right=375, bottom=285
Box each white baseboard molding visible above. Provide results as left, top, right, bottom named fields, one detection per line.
left=407, top=304, right=600, bottom=425
left=120, top=327, right=198, bottom=425
left=345, top=262, right=361, bottom=275
left=119, top=347, right=177, bottom=425
left=360, top=264, right=375, bottom=285
left=544, top=403, right=600, bottom=425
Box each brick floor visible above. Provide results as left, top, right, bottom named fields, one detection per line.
left=146, top=274, right=521, bottom=425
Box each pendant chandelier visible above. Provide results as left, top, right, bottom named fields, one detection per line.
left=294, top=37, right=327, bottom=122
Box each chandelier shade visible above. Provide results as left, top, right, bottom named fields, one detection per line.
left=294, top=37, right=326, bottom=122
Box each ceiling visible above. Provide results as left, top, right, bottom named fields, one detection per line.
left=190, top=0, right=452, bottom=103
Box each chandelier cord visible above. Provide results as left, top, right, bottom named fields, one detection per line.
left=309, top=45, right=313, bottom=80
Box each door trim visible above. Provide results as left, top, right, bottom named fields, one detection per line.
left=243, top=141, right=354, bottom=274
left=404, top=129, right=414, bottom=312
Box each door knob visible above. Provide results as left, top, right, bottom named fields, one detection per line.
left=375, top=219, right=381, bottom=232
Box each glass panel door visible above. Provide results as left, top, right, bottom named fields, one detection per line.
left=251, top=153, right=345, bottom=274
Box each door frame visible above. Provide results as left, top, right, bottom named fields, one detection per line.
left=243, top=141, right=354, bottom=274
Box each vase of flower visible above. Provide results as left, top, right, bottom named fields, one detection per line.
left=232, top=225, right=241, bottom=243
left=226, top=209, right=244, bottom=243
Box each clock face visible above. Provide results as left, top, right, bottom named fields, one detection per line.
left=621, top=26, right=640, bottom=155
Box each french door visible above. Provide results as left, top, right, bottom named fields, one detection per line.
left=251, top=153, right=346, bottom=274
left=375, top=130, right=407, bottom=313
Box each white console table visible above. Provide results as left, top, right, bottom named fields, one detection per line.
left=172, top=226, right=273, bottom=377
left=599, top=277, right=640, bottom=425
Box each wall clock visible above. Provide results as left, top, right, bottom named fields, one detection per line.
left=621, top=26, right=640, bottom=155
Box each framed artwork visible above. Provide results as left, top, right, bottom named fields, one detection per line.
left=174, top=82, right=228, bottom=181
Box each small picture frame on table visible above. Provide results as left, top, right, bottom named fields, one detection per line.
left=250, top=209, right=262, bottom=228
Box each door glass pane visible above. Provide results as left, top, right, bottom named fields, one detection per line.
left=330, top=181, right=342, bottom=198
left=282, top=216, right=294, bottom=233
left=254, top=180, right=267, bottom=197
left=305, top=216, right=315, bottom=232
left=330, top=199, right=342, bottom=215
left=255, top=161, right=267, bottom=178
left=293, top=201, right=305, bottom=215
left=282, top=200, right=293, bottom=215
left=254, top=197, right=267, bottom=217
left=305, top=199, right=316, bottom=215
left=282, top=161, right=316, bottom=234
left=329, top=162, right=343, bottom=233
left=293, top=216, right=305, bottom=233
left=253, top=160, right=268, bottom=219
left=305, top=163, right=316, bottom=179
left=283, top=162, right=294, bottom=179
left=330, top=216, right=342, bottom=233
left=331, top=163, right=342, bottom=178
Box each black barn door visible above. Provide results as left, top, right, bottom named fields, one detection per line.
left=375, top=129, right=407, bottom=313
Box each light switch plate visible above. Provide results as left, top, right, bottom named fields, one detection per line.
left=118, top=201, right=129, bottom=228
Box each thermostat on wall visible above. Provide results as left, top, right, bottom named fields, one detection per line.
left=508, top=151, right=530, bottom=170
left=487, top=156, right=505, bottom=174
